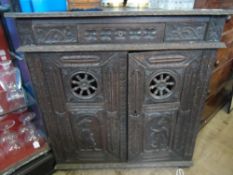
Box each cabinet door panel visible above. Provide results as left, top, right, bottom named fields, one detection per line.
left=40, top=52, right=127, bottom=163
left=128, top=50, right=207, bottom=162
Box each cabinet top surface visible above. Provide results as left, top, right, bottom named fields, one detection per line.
left=5, top=9, right=233, bottom=18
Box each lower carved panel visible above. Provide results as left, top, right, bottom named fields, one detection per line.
left=69, top=109, right=122, bottom=163
left=144, top=113, right=174, bottom=152
left=73, top=116, right=103, bottom=152
left=128, top=107, right=183, bottom=162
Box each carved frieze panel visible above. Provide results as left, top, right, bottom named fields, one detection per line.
left=206, top=17, right=226, bottom=42
left=32, top=24, right=77, bottom=44
left=17, top=21, right=34, bottom=45
left=165, top=22, right=207, bottom=41
left=78, top=23, right=165, bottom=44
left=16, top=17, right=224, bottom=47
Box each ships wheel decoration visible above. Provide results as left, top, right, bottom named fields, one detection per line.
left=70, top=72, right=98, bottom=99
left=149, top=72, right=176, bottom=100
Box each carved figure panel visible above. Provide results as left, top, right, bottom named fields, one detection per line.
left=128, top=106, right=179, bottom=162
left=165, top=22, right=207, bottom=41
left=72, top=115, right=103, bottom=152
left=144, top=111, right=176, bottom=153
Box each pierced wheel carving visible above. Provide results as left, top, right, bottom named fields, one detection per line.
left=71, top=72, right=98, bottom=99
left=149, top=72, right=176, bottom=99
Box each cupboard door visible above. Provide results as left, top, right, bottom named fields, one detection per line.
left=128, top=50, right=210, bottom=162
left=39, top=52, right=127, bottom=163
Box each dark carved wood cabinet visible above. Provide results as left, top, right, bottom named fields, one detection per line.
left=6, top=9, right=233, bottom=169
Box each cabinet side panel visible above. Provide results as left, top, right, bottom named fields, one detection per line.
left=25, top=53, right=66, bottom=162
left=183, top=50, right=217, bottom=159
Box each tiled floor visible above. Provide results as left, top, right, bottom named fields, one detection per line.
left=54, top=108, right=233, bottom=175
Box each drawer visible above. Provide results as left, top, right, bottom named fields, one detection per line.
left=78, top=23, right=165, bottom=44
left=16, top=16, right=222, bottom=46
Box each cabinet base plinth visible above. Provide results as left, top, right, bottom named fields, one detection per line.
left=55, top=161, right=193, bottom=170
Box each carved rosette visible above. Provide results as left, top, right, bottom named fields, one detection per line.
left=149, top=72, right=176, bottom=100
left=70, top=71, right=98, bottom=99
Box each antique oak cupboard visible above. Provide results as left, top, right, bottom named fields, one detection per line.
left=6, top=9, right=233, bottom=169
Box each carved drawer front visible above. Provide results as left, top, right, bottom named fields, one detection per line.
left=128, top=50, right=205, bottom=162
left=78, top=23, right=165, bottom=44
left=40, top=52, right=127, bottom=163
